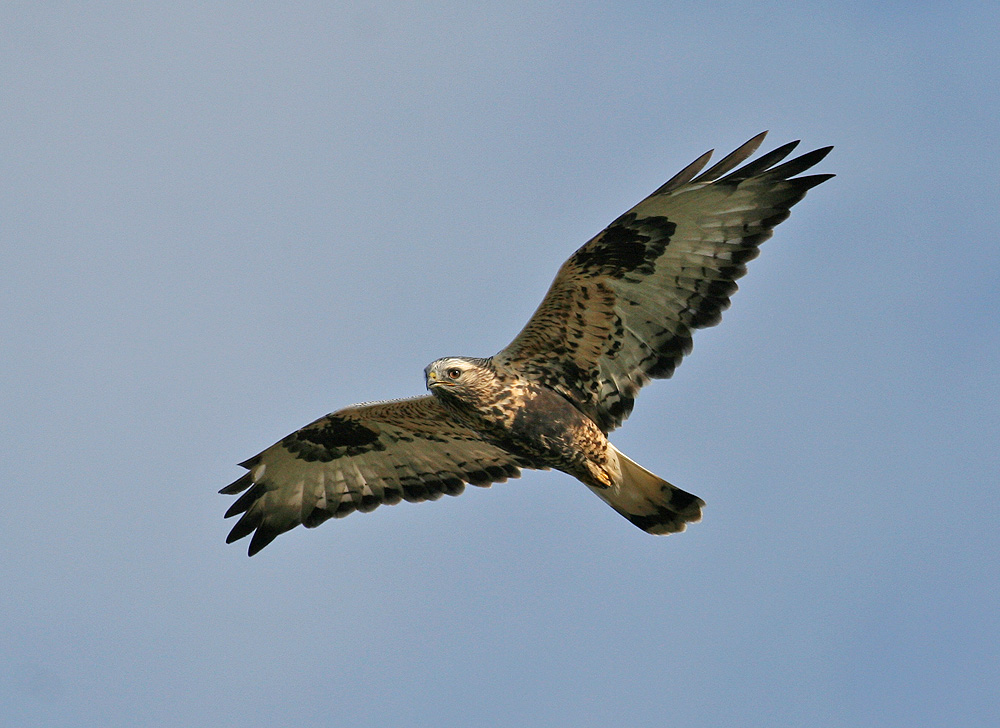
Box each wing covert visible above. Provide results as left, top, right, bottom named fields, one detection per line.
left=495, top=132, right=833, bottom=432
left=220, top=396, right=526, bottom=555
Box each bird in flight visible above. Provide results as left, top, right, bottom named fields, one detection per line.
left=221, top=132, right=833, bottom=555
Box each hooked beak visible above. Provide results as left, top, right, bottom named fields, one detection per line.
left=425, top=369, right=454, bottom=391
left=425, top=369, right=441, bottom=390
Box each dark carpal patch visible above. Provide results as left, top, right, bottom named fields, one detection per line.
left=569, top=213, right=675, bottom=278
left=282, top=415, right=385, bottom=462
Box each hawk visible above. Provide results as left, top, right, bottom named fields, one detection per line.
left=221, top=132, right=833, bottom=555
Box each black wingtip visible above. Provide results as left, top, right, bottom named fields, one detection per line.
left=225, top=513, right=259, bottom=544
left=247, top=527, right=280, bottom=557
left=219, top=471, right=254, bottom=495
left=653, top=148, right=715, bottom=195
left=719, top=140, right=802, bottom=182
left=691, top=131, right=770, bottom=183
left=762, top=145, right=834, bottom=180
left=796, top=173, right=836, bottom=190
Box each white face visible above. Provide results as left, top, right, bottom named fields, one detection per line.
left=424, top=358, right=472, bottom=391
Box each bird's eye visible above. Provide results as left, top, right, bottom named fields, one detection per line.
left=447, top=368, right=462, bottom=380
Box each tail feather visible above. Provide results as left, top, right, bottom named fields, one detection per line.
left=592, top=445, right=704, bottom=535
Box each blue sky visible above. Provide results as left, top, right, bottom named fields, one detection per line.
left=2, top=2, right=998, bottom=726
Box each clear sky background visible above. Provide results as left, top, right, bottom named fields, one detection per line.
left=2, top=2, right=998, bottom=727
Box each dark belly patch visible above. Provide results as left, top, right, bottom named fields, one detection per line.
left=501, top=387, right=602, bottom=468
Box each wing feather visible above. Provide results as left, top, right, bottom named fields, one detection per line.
left=495, top=133, right=833, bottom=431
left=652, top=149, right=715, bottom=195
left=690, top=130, right=768, bottom=183
left=220, top=395, right=525, bottom=555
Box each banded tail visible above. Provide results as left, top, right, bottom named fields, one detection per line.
left=591, top=445, right=704, bottom=534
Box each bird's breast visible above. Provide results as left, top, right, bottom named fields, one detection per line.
left=484, top=384, right=607, bottom=470
left=509, top=387, right=589, bottom=442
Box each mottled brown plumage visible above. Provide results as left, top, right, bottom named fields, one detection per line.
left=221, top=132, right=833, bottom=555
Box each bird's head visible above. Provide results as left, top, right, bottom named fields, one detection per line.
left=425, top=357, right=495, bottom=403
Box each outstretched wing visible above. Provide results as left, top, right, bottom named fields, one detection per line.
left=220, top=396, right=526, bottom=555
left=495, top=132, right=833, bottom=432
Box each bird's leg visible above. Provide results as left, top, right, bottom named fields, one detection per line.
left=582, top=460, right=614, bottom=489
